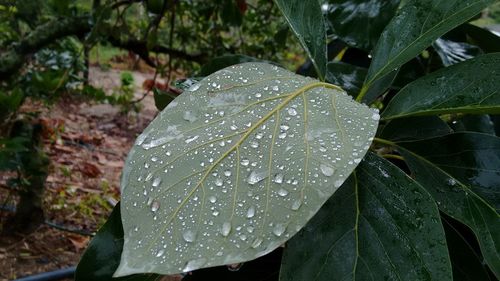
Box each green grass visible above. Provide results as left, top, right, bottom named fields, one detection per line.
left=89, top=44, right=127, bottom=65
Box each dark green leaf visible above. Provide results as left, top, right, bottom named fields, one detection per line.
left=442, top=217, right=492, bottom=281
left=323, top=0, right=401, bottom=51
left=153, top=88, right=177, bottom=111
left=433, top=37, right=482, bottom=66
left=397, top=132, right=500, bottom=210
left=365, top=0, right=495, bottom=86
left=379, top=116, right=452, bottom=141
left=451, top=115, right=496, bottom=135
left=461, top=24, right=500, bottom=53
left=197, top=54, right=270, bottom=77
left=397, top=133, right=500, bottom=277
left=274, top=0, right=327, bottom=80
left=325, top=62, right=367, bottom=97
left=75, top=203, right=160, bottom=281
left=280, top=153, right=452, bottom=281
left=382, top=53, right=500, bottom=120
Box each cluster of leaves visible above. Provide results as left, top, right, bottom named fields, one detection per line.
left=77, top=0, right=499, bottom=281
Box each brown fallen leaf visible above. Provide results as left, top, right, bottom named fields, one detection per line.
left=66, top=234, right=90, bottom=251
left=79, top=162, right=101, bottom=178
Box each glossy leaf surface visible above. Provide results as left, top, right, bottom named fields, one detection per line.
left=280, top=153, right=452, bottom=281
left=325, top=62, right=367, bottom=97
left=382, top=53, right=500, bottom=120
left=397, top=133, right=500, bottom=277
left=366, top=0, right=494, bottom=86
left=433, top=37, right=482, bottom=66
left=324, top=0, right=400, bottom=51
left=274, top=0, right=327, bottom=80
left=75, top=203, right=160, bottom=281
left=116, top=63, right=379, bottom=276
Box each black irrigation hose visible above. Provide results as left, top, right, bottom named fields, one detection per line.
left=0, top=205, right=95, bottom=237
left=13, top=266, right=76, bottom=281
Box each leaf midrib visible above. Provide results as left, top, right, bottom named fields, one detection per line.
left=143, top=81, right=344, bottom=254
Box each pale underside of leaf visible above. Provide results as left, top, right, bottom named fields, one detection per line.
left=115, top=63, right=379, bottom=276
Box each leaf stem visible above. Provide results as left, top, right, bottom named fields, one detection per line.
left=373, top=137, right=396, bottom=147
left=381, top=154, right=404, bottom=161
left=355, top=84, right=369, bottom=103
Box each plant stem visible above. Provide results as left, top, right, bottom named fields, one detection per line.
left=381, top=154, right=404, bottom=161
left=373, top=137, right=396, bottom=146
left=355, top=84, right=369, bottom=103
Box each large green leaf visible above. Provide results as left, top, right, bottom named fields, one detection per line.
left=115, top=63, right=379, bottom=276
left=75, top=203, right=160, bottom=281
left=382, top=53, right=500, bottom=120
left=397, top=133, right=500, bottom=277
left=274, top=0, right=327, bottom=80
left=280, top=153, right=452, bottom=281
left=365, top=0, right=495, bottom=87
left=323, top=0, right=401, bottom=51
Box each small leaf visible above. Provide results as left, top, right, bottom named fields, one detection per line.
left=323, top=0, right=401, bottom=51
left=397, top=133, right=500, bottom=277
left=75, top=203, right=160, bottom=281
left=115, top=63, right=379, bottom=276
left=433, top=37, right=482, bottom=66
left=365, top=0, right=495, bottom=86
left=274, top=0, right=327, bottom=80
left=382, top=53, right=500, bottom=120
left=379, top=116, right=452, bottom=141
left=280, top=153, right=452, bottom=281
left=153, top=88, right=177, bottom=111
left=326, top=62, right=367, bottom=97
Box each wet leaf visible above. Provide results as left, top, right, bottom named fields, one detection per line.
left=382, top=53, right=500, bottom=120
left=115, top=63, right=379, bottom=276
left=323, top=0, right=401, bottom=51
left=275, top=0, right=327, bottom=80
left=433, top=37, right=482, bottom=66
left=397, top=133, right=500, bottom=277
left=280, top=153, right=452, bottom=281
left=365, top=0, right=495, bottom=86
left=75, top=203, right=160, bottom=281
left=379, top=116, right=452, bottom=141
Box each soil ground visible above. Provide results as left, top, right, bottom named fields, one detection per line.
left=0, top=66, right=171, bottom=280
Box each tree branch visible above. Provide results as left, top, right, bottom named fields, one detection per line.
left=0, top=16, right=91, bottom=80
left=0, top=14, right=207, bottom=80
